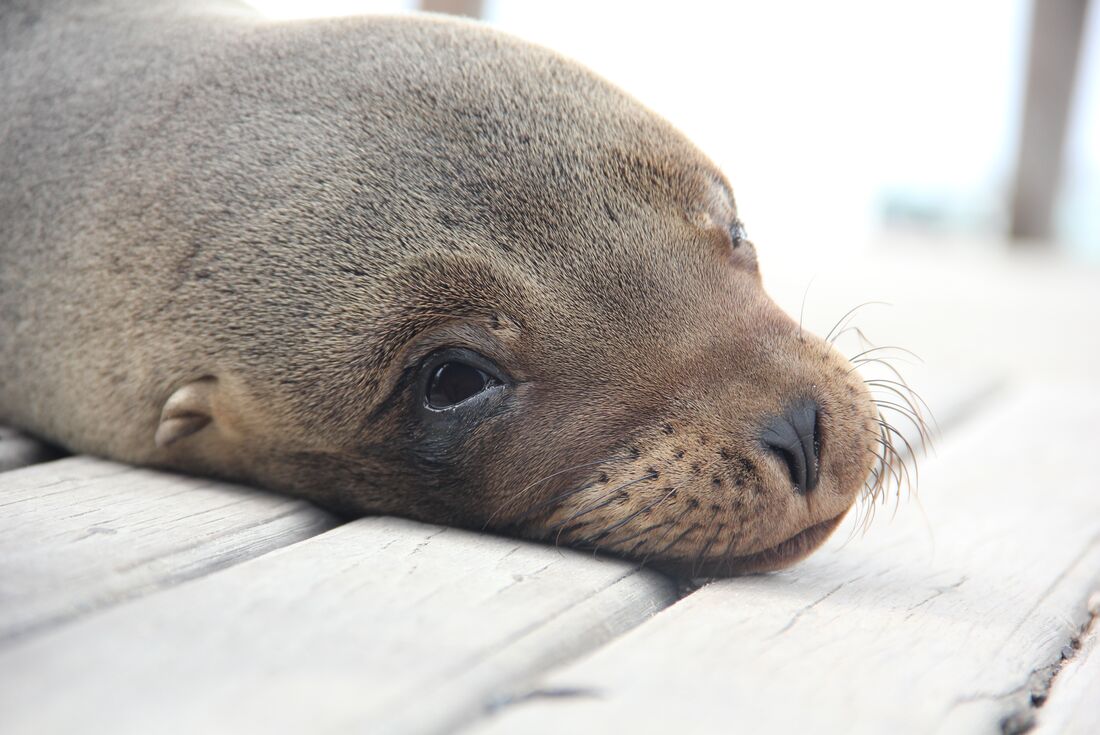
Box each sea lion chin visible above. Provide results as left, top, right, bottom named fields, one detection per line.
left=0, top=3, right=893, bottom=577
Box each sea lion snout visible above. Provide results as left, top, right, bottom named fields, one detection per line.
left=515, top=316, right=881, bottom=578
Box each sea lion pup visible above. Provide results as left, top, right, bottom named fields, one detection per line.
left=0, top=0, right=893, bottom=576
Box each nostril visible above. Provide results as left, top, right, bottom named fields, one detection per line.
left=760, top=400, right=821, bottom=494
left=761, top=420, right=807, bottom=493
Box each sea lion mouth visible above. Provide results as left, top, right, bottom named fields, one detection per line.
left=653, top=512, right=847, bottom=578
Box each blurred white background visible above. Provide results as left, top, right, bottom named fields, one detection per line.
left=247, top=0, right=1100, bottom=268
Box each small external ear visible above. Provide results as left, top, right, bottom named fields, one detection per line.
left=155, top=378, right=217, bottom=449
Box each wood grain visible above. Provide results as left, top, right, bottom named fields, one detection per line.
left=0, top=517, right=677, bottom=735
left=469, top=385, right=1100, bottom=734
left=0, top=456, right=337, bottom=645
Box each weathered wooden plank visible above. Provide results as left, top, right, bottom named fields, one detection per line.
left=469, top=384, right=1100, bottom=734
left=0, top=426, right=64, bottom=472
left=0, top=517, right=677, bottom=735
left=1034, top=593, right=1100, bottom=735
left=0, top=456, right=338, bottom=645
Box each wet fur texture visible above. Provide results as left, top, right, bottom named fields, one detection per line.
left=1, top=0, right=883, bottom=575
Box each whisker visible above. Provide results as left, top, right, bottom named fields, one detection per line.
left=867, top=461, right=887, bottom=503
left=866, top=427, right=904, bottom=501
left=864, top=378, right=936, bottom=419
left=626, top=534, right=657, bottom=557
left=878, top=419, right=919, bottom=491
left=845, top=496, right=869, bottom=542
left=869, top=389, right=934, bottom=446
left=847, top=344, right=926, bottom=364
left=862, top=464, right=883, bottom=501
left=691, top=518, right=723, bottom=577
left=798, top=277, right=816, bottom=341
left=485, top=453, right=624, bottom=528
left=842, top=331, right=936, bottom=495
left=874, top=400, right=933, bottom=449
left=874, top=431, right=908, bottom=494
left=829, top=325, right=865, bottom=346
left=862, top=360, right=931, bottom=410
left=548, top=471, right=658, bottom=542
left=854, top=349, right=931, bottom=409
left=639, top=507, right=692, bottom=567
left=851, top=355, right=922, bottom=371
left=825, top=301, right=891, bottom=344
left=551, top=518, right=597, bottom=547
left=870, top=448, right=900, bottom=505
left=861, top=496, right=879, bottom=533
left=609, top=519, right=675, bottom=549
left=645, top=517, right=698, bottom=565
left=832, top=325, right=886, bottom=354
left=505, top=480, right=602, bottom=529
left=717, top=531, right=741, bottom=576
left=867, top=380, right=935, bottom=447
left=586, top=485, right=679, bottom=546
left=866, top=423, right=897, bottom=513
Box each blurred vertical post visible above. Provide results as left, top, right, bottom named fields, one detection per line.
left=1009, top=0, right=1090, bottom=244
left=419, top=0, right=483, bottom=18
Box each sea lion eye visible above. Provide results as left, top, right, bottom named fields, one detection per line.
left=729, top=220, right=748, bottom=248
left=427, top=362, right=494, bottom=407
left=421, top=348, right=506, bottom=410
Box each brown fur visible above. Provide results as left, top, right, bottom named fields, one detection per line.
left=0, top=0, right=880, bottom=576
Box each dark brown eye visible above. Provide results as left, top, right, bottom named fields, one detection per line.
left=426, top=362, right=496, bottom=408
left=418, top=347, right=509, bottom=415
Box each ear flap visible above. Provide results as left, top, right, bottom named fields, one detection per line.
left=155, top=378, right=217, bottom=449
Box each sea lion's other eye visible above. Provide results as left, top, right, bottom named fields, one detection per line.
left=729, top=220, right=747, bottom=248
left=421, top=349, right=506, bottom=410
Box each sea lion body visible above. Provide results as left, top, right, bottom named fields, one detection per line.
left=1, top=0, right=883, bottom=575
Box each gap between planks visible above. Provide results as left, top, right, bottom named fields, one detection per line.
left=1030, top=591, right=1100, bottom=735
left=0, top=517, right=677, bottom=735
left=0, top=456, right=339, bottom=646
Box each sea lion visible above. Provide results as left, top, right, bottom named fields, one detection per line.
left=0, top=0, right=901, bottom=576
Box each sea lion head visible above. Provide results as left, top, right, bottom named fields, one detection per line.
left=152, top=15, right=888, bottom=576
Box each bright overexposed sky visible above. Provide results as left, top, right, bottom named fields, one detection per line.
left=246, top=0, right=1097, bottom=260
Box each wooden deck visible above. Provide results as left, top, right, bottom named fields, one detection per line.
left=1, top=246, right=1097, bottom=734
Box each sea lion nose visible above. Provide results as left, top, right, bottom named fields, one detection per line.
left=760, top=399, right=820, bottom=494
